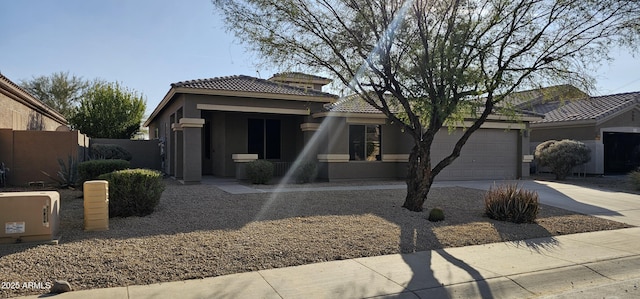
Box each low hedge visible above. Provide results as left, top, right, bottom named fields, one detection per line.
left=98, top=169, right=165, bottom=217
left=78, top=159, right=130, bottom=183
left=246, top=160, right=274, bottom=184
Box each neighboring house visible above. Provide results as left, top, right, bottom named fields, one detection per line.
left=0, top=73, right=88, bottom=186
left=144, top=72, right=539, bottom=183
left=0, top=73, right=67, bottom=131
left=513, top=85, right=640, bottom=174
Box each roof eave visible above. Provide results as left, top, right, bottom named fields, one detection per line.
left=531, top=119, right=596, bottom=128
left=143, top=88, right=176, bottom=127
left=312, top=111, right=389, bottom=119
left=177, top=87, right=336, bottom=103
left=143, top=87, right=337, bottom=127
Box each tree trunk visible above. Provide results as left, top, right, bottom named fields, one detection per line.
left=402, top=145, right=434, bottom=212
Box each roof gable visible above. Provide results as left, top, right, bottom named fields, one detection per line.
left=529, top=91, right=640, bottom=124
left=144, top=74, right=337, bottom=127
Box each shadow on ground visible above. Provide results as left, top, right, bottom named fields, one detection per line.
left=1, top=177, right=628, bottom=298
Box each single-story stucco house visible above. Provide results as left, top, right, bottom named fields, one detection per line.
left=144, top=73, right=540, bottom=183
left=513, top=85, right=640, bottom=174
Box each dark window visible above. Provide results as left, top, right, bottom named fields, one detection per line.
left=248, top=119, right=265, bottom=159
left=265, top=119, right=281, bottom=159
left=349, top=125, right=381, bottom=161
left=203, top=119, right=211, bottom=159
left=248, top=118, right=281, bottom=159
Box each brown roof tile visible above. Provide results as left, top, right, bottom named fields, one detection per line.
left=525, top=91, right=640, bottom=123
left=172, top=75, right=336, bottom=98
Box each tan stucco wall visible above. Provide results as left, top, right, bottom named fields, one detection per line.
left=91, top=138, right=161, bottom=170
left=0, top=90, right=66, bottom=131
left=530, top=125, right=596, bottom=142
left=315, top=117, right=522, bottom=181
left=597, top=108, right=640, bottom=132
left=9, top=130, right=88, bottom=186
left=187, top=94, right=327, bottom=112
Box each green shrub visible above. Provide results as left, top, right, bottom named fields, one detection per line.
left=98, top=169, right=165, bottom=217
left=41, top=156, right=79, bottom=188
left=78, top=159, right=130, bottom=183
left=427, top=207, right=445, bottom=222
left=629, top=169, right=640, bottom=190
left=294, top=161, right=317, bottom=184
left=91, top=143, right=132, bottom=161
left=535, top=139, right=591, bottom=180
left=484, top=184, right=539, bottom=224
left=57, top=156, right=79, bottom=188
left=246, top=160, right=274, bottom=184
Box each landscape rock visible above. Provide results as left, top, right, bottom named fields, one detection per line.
left=50, top=280, right=72, bottom=293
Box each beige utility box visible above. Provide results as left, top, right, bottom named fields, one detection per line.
left=0, top=191, right=60, bottom=244
left=84, top=180, right=109, bottom=231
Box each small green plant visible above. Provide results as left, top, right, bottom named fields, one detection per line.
left=484, top=184, right=539, bottom=224
left=57, top=156, right=79, bottom=188
left=98, top=169, right=165, bottom=217
left=78, top=159, right=130, bottom=183
left=294, top=161, right=317, bottom=184
left=41, top=156, right=79, bottom=188
left=246, top=160, right=274, bottom=184
left=427, top=207, right=445, bottom=222
left=535, top=139, right=591, bottom=180
left=90, top=143, right=132, bottom=161
left=629, top=169, right=640, bottom=190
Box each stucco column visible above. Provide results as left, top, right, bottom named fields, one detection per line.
left=179, top=118, right=205, bottom=184
left=172, top=123, right=183, bottom=180
left=300, top=122, right=321, bottom=161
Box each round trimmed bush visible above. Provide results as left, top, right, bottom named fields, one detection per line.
left=98, top=169, right=165, bottom=217
left=246, top=160, right=274, bottom=184
left=294, top=161, right=317, bottom=184
left=427, top=208, right=445, bottom=222
left=535, top=139, right=591, bottom=180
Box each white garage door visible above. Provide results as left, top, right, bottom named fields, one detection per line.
left=431, top=128, right=518, bottom=180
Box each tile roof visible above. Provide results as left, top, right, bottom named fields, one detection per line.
left=522, top=91, right=640, bottom=123
left=172, top=75, right=336, bottom=98
left=323, top=93, right=402, bottom=114
left=325, top=93, right=542, bottom=119
left=507, top=85, right=588, bottom=108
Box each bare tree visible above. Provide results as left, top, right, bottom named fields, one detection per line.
left=214, top=0, right=640, bottom=211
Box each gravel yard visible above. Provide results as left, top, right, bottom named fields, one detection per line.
left=0, top=178, right=632, bottom=298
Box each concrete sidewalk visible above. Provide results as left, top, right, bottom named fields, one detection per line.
left=13, top=179, right=640, bottom=299
left=14, top=228, right=640, bottom=299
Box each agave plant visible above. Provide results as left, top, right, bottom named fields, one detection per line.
left=57, top=156, right=79, bottom=188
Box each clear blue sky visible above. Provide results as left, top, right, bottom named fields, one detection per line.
left=2, top=0, right=640, bottom=120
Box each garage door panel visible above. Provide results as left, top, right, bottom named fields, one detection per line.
left=431, top=128, right=517, bottom=180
